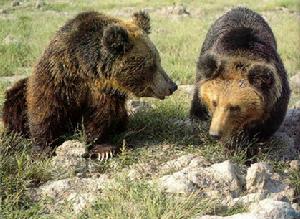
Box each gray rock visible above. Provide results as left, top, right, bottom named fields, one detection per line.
left=35, top=0, right=46, bottom=9
left=289, top=160, right=300, bottom=171
left=126, top=99, right=153, bottom=115
left=158, top=4, right=191, bottom=17
left=159, top=158, right=242, bottom=199
left=295, top=101, right=300, bottom=109
left=51, top=140, right=100, bottom=178
left=246, top=162, right=286, bottom=194
left=275, top=108, right=300, bottom=152
left=2, top=34, right=19, bottom=45
left=196, top=199, right=300, bottom=219
left=290, top=73, right=300, bottom=93
left=35, top=176, right=109, bottom=213
left=250, top=198, right=300, bottom=219
left=11, top=0, right=20, bottom=7
left=178, top=85, right=194, bottom=96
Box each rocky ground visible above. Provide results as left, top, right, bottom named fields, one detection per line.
left=27, top=89, right=300, bottom=218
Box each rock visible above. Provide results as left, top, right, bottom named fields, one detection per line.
left=127, top=162, right=157, bottom=180
left=160, top=173, right=196, bottom=193
left=51, top=140, right=99, bottom=178
left=126, top=99, right=153, bottom=115
left=11, top=0, right=20, bottom=7
left=178, top=85, right=194, bottom=96
left=249, top=198, right=300, bottom=219
left=159, top=154, right=197, bottom=175
left=196, top=199, right=300, bottom=219
left=289, top=160, right=300, bottom=171
left=2, top=35, right=19, bottom=45
left=159, top=158, right=242, bottom=199
left=35, top=0, right=46, bottom=9
left=35, top=176, right=109, bottom=213
left=275, top=108, right=300, bottom=152
left=232, top=192, right=266, bottom=206
left=246, top=162, right=286, bottom=194
left=158, top=4, right=190, bottom=17
left=290, top=73, right=300, bottom=93
left=295, top=101, right=300, bottom=109
left=195, top=214, right=252, bottom=219
left=0, top=9, right=9, bottom=14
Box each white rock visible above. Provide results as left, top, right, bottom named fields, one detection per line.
left=232, top=192, right=266, bottom=206
left=197, top=199, right=300, bottom=219
left=289, top=160, right=300, bottom=171
left=35, top=0, right=46, bottom=9
left=195, top=214, right=254, bottom=219
left=55, top=140, right=86, bottom=157
left=159, top=154, right=195, bottom=175
left=210, top=160, right=238, bottom=182
left=158, top=157, right=242, bottom=199
left=246, top=162, right=286, bottom=194
left=11, top=0, right=20, bottom=7
left=3, top=35, right=19, bottom=45
left=36, top=176, right=109, bottom=213
left=159, top=173, right=195, bottom=193
left=250, top=198, right=300, bottom=219
left=126, top=99, right=153, bottom=115
left=290, top=73, right=300, bottom=93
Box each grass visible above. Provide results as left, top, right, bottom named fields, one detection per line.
left=79, top=176, right=215, bottom=219
left=0, top=132, right=52, bottom=219
left=0, top=0, right=299, bottom=218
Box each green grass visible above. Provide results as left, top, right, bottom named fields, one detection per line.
left=79, top=175, right=215, bottom=219
left=0, top=132, right=52, bottom=219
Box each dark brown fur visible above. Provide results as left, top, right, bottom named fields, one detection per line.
left=191, top=7, right=290, bottom=144
left=3, top=78, right=29, bottom=137
left=3, top=11, right=177, bottom=156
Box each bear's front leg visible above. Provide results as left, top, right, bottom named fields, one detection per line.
left=82, top=96, right=128, bottom=160
left=190, top=86, right=209, bottom=120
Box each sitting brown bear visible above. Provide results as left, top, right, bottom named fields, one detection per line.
left=3, top=11, right=177, bottom=158
left=190, top=7, right=290, bottom=150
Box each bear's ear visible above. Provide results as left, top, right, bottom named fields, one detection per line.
left=248, top=65, right=274, bottom=90
left=132, top=11, right=151, bottom=34
left=102, top=25, right=133, bottom=54
left=197, top=53, right=221, bottom=80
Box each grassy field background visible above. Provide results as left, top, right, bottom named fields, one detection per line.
left=0, top=0, right=299, bottom=218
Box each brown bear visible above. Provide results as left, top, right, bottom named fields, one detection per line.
left=3, top=11, right=177, bottom=158
left=190, top=7, right=290, bottom=148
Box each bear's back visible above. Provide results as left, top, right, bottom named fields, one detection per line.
left=201, top=7, right=277, bottom=55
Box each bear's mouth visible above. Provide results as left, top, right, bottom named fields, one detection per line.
left=139, top=86, right=166, bottom=99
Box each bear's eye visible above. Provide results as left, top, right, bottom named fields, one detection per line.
left=212, top=100, right=217, bottom=108
left=229, top=105, right=241, bottom=114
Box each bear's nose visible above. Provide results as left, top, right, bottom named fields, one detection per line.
left=169, top=83, right=178, bottom=93
left=209, top=131, right=221, bottom=140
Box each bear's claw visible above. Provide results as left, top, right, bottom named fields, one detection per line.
left=82, top=144, right=119, bottom=161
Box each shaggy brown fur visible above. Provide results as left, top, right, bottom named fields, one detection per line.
left=3, top=78, right=29, bottom=137
left=191, top=7, right=290, bottom=147
left=3, top=11, right=177, bottom=157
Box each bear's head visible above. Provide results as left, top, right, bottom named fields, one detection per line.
left=198, top=53, right=281, bottom=140
left=99, top=11, right=177, bottom=99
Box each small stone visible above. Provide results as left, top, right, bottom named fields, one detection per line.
left=246, top=163, right=271, bottom=192
left=250, top=198, right=300, bottom=219
left=159, top=174, right=195, bottom=193
left=295, top=101, right=300, bottom=109
left=3, top=35, right=18, bottom=45
left=289, top=160, right=300, bottom=171
left=290, top=73, right=300, bottom=93
left=126, top=99, right=153, bottom=115
left=35, top=0, right=46, bottom=9
left=11, top=0, right=20, bottom=7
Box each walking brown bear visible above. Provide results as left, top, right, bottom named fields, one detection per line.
left=3, top=11, right=177, bottom=158
left=190, top=7, right=290, bottom=150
